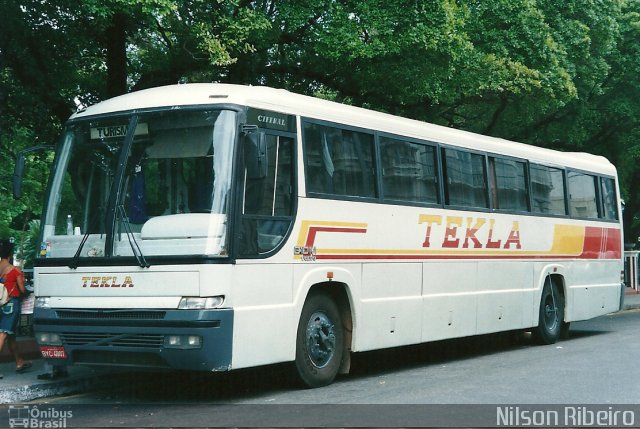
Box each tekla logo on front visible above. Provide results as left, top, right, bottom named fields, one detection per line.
left=81, top=275, right=135, bottom=288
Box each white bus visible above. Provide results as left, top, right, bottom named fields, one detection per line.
left=22, top=84, right=623, bottom=387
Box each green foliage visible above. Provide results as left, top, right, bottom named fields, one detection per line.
left=18, top=220, right=41, bottom=269
left=2, top=0, right=640, bottom=245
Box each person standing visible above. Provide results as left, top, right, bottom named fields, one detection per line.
left=0, top=239, right=31, bottom=378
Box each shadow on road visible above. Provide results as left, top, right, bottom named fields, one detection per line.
left=91, top=327, right=608, bottom=402
left=348, top=330, right=526, bottom=379
left=97, top=363, right=295, bottom=402
left=347, top=326, right=608, bottom=380
left=561, top=329, right=608, bottom=340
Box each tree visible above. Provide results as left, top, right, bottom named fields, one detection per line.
left=0, top=0, right=271, bottom=260
left=2, top=0, right=640, bottom=254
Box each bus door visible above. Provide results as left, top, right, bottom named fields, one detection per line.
left=238, top=132, right=295, bottom=257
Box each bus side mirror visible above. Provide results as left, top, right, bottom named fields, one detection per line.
left=13, top=154, right=26, bottom=199
left=243, top=131, right=268, bottom=179
left=13, top=145, right=55, bottom=199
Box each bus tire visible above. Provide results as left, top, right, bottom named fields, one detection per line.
left=295, top=292, right=344, bottom=388
left=533, top=278, right=564, bottom=345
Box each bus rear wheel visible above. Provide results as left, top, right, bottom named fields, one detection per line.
left=533, top=278, right=565, bottom=345
left=295, top=292, right=344, bottom=388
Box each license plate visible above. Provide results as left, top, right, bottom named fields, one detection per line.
left=40, top=346, right=67, bottom=359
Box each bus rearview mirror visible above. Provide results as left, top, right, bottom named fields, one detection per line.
left=243, top=131, right=268, bottom=179
left=13, top=154, right=26, bottom=199
left=13, top=144, right=55, bottom=199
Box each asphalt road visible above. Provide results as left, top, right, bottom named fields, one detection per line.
left=27, top=309, right=640, bottom=426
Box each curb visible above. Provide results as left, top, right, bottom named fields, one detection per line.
left=0, top=376, right=102, bottom=404
left=0, top=369, right=126, bottom=404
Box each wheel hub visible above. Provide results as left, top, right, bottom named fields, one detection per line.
left=306, top=311, right=336, bottom=368
left=544, top=300, right=558, bottom=330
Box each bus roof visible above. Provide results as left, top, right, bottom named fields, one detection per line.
left=71, top=83, right=616, bottom=176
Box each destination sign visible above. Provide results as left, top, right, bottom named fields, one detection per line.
left=90, top=123, right=149, bottom=140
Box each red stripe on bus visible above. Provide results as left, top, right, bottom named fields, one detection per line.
left=579, top=227, right=621, bottom=259
left=315, top=253, right=622, bottom=260
left=305, top=226, right=367, bottom=248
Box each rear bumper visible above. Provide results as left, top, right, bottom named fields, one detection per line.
left=34, top=307, right=233, bottom=371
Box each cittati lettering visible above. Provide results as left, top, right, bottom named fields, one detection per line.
left=257, top=114, right=286, bottom=127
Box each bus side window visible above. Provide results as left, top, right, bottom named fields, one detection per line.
left=530, top=164, right=566, bottom=216
left=303, top=122, right=376, bottom=198
left=488, top=157, right=529, bottom=212
left=600, top=177, right=618, bottom=220
left=380, top=136, right=438, bottom=204
left=567, top=171, right=598, bottom=219
left=443, top=148, right=488, bottom=208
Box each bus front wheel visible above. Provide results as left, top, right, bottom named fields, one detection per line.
left=295, top=292, right=344, bottom=388
left=533, top=278, right=565, bottom=345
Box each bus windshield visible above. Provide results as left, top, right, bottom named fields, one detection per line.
left=40, top=109, right=236, bottom=260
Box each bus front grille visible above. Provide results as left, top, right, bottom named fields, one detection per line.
left=56, top=310, right=166, bottom=320
left=60, top=333, right=164, bottom=348
left=73, top=350, right=168, bottom=367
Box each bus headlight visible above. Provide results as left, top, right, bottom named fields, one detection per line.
left=36, top=332, right=62, bottom=346
left=178, top=296, right=224, bottom=310
left=35, top=297, right=51, bottom=309
left=164, top=335, right=202, bottom=349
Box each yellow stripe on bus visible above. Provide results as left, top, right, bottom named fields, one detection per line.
left=547, top=224, right=585, bottom=256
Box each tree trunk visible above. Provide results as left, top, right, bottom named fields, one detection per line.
left=106, top=13, right=128, bottom=98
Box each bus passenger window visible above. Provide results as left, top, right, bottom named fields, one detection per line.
left=567, top=171, right=598, bottom=219
left=489, top=157, right=529, bottom=211
left=530, top=164, right=566, bottom=215
left=443, top=148, right=488, bottom=208
left=380, top=137, right=438, bottom=204
left=600, top=177, right=618, bottom=220
left=303, top=122, right=376, bottom=198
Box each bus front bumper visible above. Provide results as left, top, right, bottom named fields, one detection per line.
left=33, top=308, right=233, bottom=372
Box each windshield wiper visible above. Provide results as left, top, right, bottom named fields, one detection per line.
left=117, top=205, right=150, bottom=268
left=69, top=207, right=102, bottom=269
left=69, top=231, right=91, bottom=269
